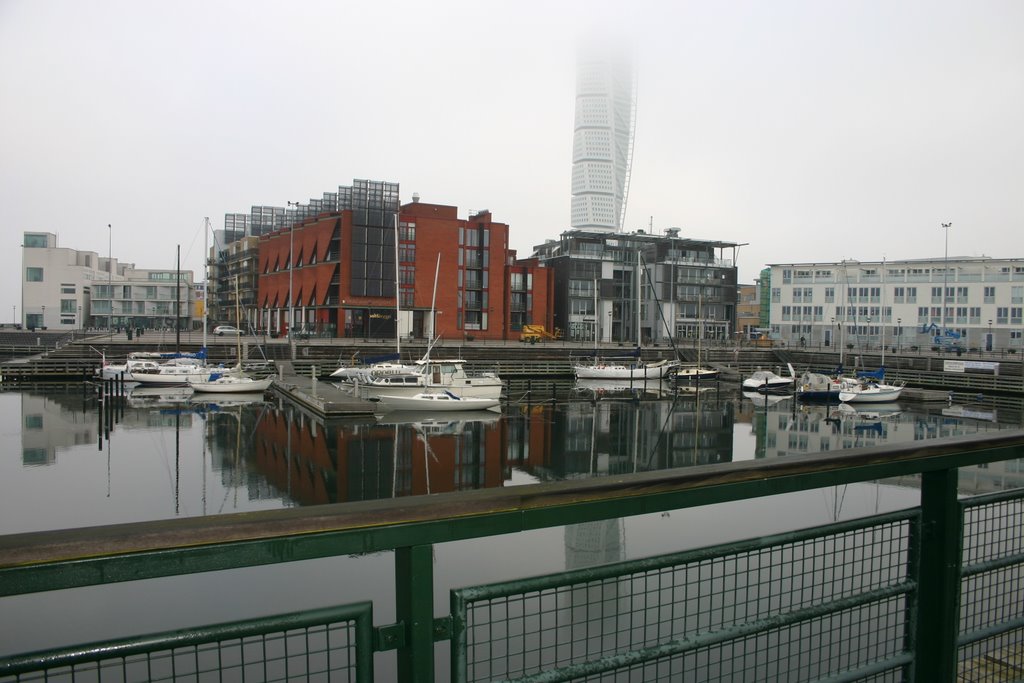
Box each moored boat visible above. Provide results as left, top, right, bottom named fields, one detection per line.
left=742, top=364, right=796, bottom=394
left=674, top=364, right=719, bottom=383
left=574, top=357, right=677, bottom=380
left=352, top=358, right=503, bottom=401
left=189, top=373, right=274, bottom=394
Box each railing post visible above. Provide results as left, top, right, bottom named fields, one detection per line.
left=911, top=468, right=962, bottom=681
left=396, top=544, right=435, bottom=682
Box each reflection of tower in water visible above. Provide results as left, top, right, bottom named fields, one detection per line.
left=562, top=520, right=627, bottom=652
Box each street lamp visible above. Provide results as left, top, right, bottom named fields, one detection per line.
left=988, top=319, right=993, bottom=352
left=865, top=317, right=871, bottom=350
left=897, top=317, right=902, bottom=351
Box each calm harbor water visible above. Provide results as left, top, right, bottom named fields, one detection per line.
left=1, top=383, right=1021, bottom=668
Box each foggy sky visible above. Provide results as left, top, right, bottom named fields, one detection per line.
left=1, top=0, right=1022, bottom=323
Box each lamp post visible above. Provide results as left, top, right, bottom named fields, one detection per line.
left=988, top=319, right=993, bottom=352
left=107, top=223, right=112, bottom=340
left=897, top=317, right=902, bottom=352
left=41, top=305, right=45, bottom=329
left=941, top=222, right=951, bottom=333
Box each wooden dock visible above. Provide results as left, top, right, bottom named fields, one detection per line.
left=270, top=362, right=376, bottom=418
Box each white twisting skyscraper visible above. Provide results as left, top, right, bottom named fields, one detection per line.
left=570, top=46, right=636, bottom=232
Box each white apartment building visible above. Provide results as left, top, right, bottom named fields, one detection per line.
left=767, top=258, right=1024, bottom=352
left=21, top=232, right=197, bottom=331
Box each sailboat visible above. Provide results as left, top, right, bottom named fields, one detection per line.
left=190, top=275, right=273, bottom=394
left=573, top=251, right=678, bottom=380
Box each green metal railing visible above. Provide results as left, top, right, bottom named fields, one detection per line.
left=1, top=431, right=1023, bottom=681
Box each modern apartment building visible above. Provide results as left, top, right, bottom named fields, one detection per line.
left=21, top=232, right=112, bottom=330
left=532, top=229, right=739, bottom=345
left=255, top=181, right=552, bottom=341
left=767, top=258, right=1024, bottom=351
left=20, top=231, right=196, bottom=331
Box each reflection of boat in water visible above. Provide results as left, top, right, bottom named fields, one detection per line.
left=188, top=391, right=269, bottom=407
left=746, top=392, right=792, bottom=407
left=835, top=402, right=903, bottom=421
left=376, top=411, right=503, bottom=428
left=574, top=378, right=672, bottom=398
left=126, top=385, right=194, bottom=407
left=375, top=390, right=501, bottom=412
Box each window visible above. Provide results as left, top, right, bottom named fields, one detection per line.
left=1012, top=286, right=1024, bottom=304
left=23, top=234, right=48, bottom=248
left=61, top=284, right=75, bottom=294
left=984, top=286, right=996, bottom=303
left=60, top=299, right=76, bottom=313
left=907, top=287, right=917, bottom=303
left=26, top=267, right=43, bottom=282
left=893, top=287, right=905, bottom=303
left=824, top=287, right=835, bottom=302
left=956, top=287, right=969, bottom=302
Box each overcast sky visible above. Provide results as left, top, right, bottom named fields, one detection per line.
left=2, top=0, right=1022, bottom=323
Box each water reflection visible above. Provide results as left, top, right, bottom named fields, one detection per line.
left=2, top=387, right=1022, bottom=536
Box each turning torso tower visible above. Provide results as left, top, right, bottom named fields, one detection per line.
left=570, top=46, right=636, bottom=232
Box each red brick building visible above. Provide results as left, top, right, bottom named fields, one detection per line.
left=256, top=197, right=552, bottom=341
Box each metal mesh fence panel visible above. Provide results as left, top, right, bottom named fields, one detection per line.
left=1, top=603, right=371, bottom=683
left=453, top=514, right=914, bottom=682
left=958, top=490, right=1024, bottom=682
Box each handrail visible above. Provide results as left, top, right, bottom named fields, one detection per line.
left=2, top=430, right=1023, bottom=597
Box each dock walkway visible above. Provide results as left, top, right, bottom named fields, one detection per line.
left=270, top=362, right=376, bottom=418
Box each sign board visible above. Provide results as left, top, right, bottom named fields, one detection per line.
left=943, top=360, right=999, bottom=375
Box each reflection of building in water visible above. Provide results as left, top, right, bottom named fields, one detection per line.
left=750, top=400, right=1024, bottom=494
left=508, top=394, right=734, bottom=480
left=19, top=391, right=195, bottom=466
left=249, top=408, right=505, bottom=505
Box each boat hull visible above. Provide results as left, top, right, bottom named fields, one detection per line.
left=189, top=377, right=274, bottom=393
left=838, top=386, right=904, bottom=403
left=574, top=361, right=674, bottom=380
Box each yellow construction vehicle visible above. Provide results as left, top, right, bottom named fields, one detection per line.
left=520, top=325, right=562, bottom=344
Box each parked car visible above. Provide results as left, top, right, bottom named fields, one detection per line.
left=213, top=325, right=242, bottom=336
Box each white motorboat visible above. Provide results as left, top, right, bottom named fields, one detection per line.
left=742, top=364, right=796, bottom=394
left=375, top=390, right=501, bottom=412
left=352, top=358, right=503, bottom=401
left=189, top=374, right=274, bottom=394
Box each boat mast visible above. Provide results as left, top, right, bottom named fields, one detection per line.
left=202, top=218, right=209, bottom=354
left=636, top=249, right=642, bottom=351
left=394, top=212, right=401, bottom=357
left=176, top=244, right=181, bottom=354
